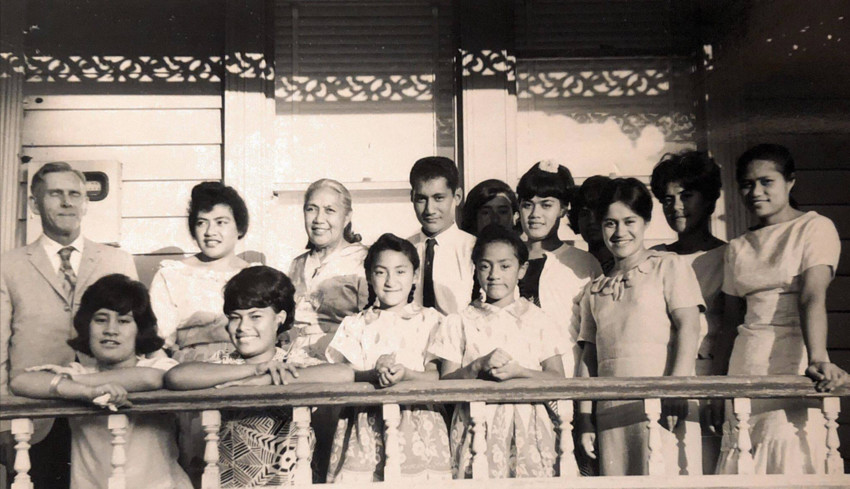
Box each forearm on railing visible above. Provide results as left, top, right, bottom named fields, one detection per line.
left=2, top=376, right=847, bottom=419
left=2, top=377, right=848, bottom=489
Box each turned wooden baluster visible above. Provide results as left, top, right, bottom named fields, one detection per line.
left=643, top=398, right=665, bottom=475
left=201, top=410, right=221, bottom=489
left=733, top=397, right=754, bottom=475
left=382, top=403, right=402, bottom=480
left=556, top=400, right=579, bottom=477
left=107, top=414, right=128, bottom=489
left=10, top=418, right=33, bottom=489
left=469, top=402, right=489, bottom=479
left=823, top=397, right=842, bottom=475
left=292, top=406, right=313, bottom=486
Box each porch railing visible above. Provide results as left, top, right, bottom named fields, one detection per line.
left=1, top=376, right=848, bottom=489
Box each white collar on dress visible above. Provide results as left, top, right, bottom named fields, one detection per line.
left=469, top=297, right=530, bottom=319
left=363, top=302, right=423, bottom=324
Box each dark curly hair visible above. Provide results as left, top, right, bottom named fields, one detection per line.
left=188, top=181, right=250, bottom=239
left=363, top=233, right=420, bottom=308
left=516, top=161, right=575, bottom=206
left=650, top=151, right=722, bottom=209
left=68, top=274, right=164, bottom=356
left=596, top=178, right=653, bottom=223
left=223, top=266, right=295, bottom=335
left=567, top=175, right=612, bottom=233
left=461, top=179, right=519, bottom=234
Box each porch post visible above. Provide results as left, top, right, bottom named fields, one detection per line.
left=0, top=0, right=26, bottom=252
left=702, top=9, right=750, bottom=240
left=458, top=0, right=518, bottom=189
left=223, top=0, right=275, bottom=263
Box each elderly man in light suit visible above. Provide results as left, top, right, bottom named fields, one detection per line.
left=1, top=162, right=137, bottom=488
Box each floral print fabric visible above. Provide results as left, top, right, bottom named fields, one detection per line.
left=428, top=299, right=566, bottom=478
left=325, top=305, right=451, bottom=482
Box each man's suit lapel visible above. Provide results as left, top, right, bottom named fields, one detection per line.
left=26, top=241, right=68, bottom=303
left=76, top=239, right=103, bottom=295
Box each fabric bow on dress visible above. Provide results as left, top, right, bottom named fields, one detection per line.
left=589, top=252, right=659, bottom=301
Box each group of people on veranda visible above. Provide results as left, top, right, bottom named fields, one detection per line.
left=1, top=143, right=846, bottom=489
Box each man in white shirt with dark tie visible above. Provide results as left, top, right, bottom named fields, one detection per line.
left=1, top=162, right=137, bottom=488
left=407, top=157, right=476, bottom=315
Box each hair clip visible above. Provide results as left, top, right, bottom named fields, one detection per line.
left=538, top=160, right=559, bottom=174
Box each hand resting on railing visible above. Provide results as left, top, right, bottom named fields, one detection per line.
left=2, top=376, right=849, bottom=488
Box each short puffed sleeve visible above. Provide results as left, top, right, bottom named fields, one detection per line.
left=148, top=262, right=180, bottom=348
left=405, top=308, right=445, bottom=369
left=801, top=215, right=841, bottom=277
left=426, top=313, right=465, bottom=365
left=136, top=356, right=179, bottom=371
left=576, top=283, right=597, bottom=345
left=661, top=254, right=706, bottom=313
left=325, top=314, right=368, bottom=370
left=65, top=362, right=96, bottom=376
left=721, top=243, right=740, bottom=297
left=530, top=307, right=567, bottom=364
left=208, top=349, right=232, bottom=365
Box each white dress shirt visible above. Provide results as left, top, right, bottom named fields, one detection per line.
left=41, top=234, right=85, bottom=275
left=409, top=222, right=476, bottom=315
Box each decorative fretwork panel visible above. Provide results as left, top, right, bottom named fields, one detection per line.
left=520, top=68, right=671, bottom=99
left=0, top=52, right=26, bottom=77
left=272, top=0, right=456, bottom=158
left=517, top=58, right=698, bottom=143
left=275, top=74, right=434, bottom=103
left=15, top=55, right=229, bottom=83
left=568, top=111, right=696, bottom=144
left=461, top=50, right=516, bottom=80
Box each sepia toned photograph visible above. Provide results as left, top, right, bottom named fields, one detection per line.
left=0, top=0, right=848, bottom=488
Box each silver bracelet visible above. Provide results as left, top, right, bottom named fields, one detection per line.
left=48, top=373, right=71, bottom=396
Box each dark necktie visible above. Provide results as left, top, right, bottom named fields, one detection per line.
left=58, top=246, right=77, bottom=297
left=423, top=238, right=436, bottom=308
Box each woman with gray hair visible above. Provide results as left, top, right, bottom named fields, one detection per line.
left=283, top=178, right=369, bottom=366
left=283, top=179, right=370, bottom=481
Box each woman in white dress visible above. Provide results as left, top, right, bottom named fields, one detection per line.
left=516, top=161, right=602, bottom=374
left=149, top=181, right=252, bottom=362
left=148, top=181, right=254, bottom=483
left=715, top=144, right=848, bottom=474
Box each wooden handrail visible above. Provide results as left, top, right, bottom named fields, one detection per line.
left=1, top=375, right=846, bottom=420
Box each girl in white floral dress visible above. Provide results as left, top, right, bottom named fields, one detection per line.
left=429, top=225, right=568, bottom=479
left=325, top=233, right=451, bottom=482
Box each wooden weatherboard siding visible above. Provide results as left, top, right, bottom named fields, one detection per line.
left=18, top=1, right=225, bottom=285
